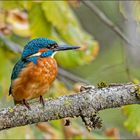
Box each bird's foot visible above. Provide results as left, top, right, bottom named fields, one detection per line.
left=39, top=95, right=45, bottom=107
left=23, top=99, right=31, bottom=110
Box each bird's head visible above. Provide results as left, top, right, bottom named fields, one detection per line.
left=21, top=38, right=79, bottom=61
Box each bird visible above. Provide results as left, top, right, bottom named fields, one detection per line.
left=9, top=38, right=79, bottom=109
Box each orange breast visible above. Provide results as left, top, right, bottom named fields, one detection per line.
left=12, top=57, right=57, bottom=101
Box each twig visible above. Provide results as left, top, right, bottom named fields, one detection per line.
left=0, top=33, right=22, bottom=53
left=0, top=83, right=139, bottom=131
left=58, top=67, right=90, bottom=84
left=81, top=0, right=134, bottom=47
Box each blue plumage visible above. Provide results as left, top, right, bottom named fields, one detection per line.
left=9, top=37, right=79, bottom=98
left=27, top=56, right=39, bottom=64
left=9, top=59, right=29, bottom=95
left=12, top=38, right=56, bottom=80
left=9, top=38, right=56, bottom=95
left=40, top=50, right=54, bottom=57
left=21, top=38, right=56, bottom=59
left=11, top=59, right=28, bottom=80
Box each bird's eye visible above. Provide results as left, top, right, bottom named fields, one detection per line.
left=51, top=46, right=54, bottom=49
left=50, top=44, right=58, bottom=49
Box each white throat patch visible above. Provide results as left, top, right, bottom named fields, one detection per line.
left=29, top=52, right=42, bottom=57
left=29, top=51, right=57, bottom=58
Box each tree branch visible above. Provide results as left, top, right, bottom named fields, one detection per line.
left=0, top=33, right=22, bottom=53
left=58, top=67, right=90, bottom=84
left=0, top=83, right=140, bottom=131
left=81, top=0, right=135, bottom=47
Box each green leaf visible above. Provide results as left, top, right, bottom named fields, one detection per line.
left=122, top=105, right=140, bottom=136
left=0, top=1, right=32, bottom=10
left=42, top=1, right=79, bottom=32
left=0, top=1, right=18, bottom=10
left=0, top=48, right=13, bottom=86
left=55, top=51, right=84, bottom=68
left=18, top=1, right=33, bottom=10
left=42, top=1, right=89, bottom=45
left=28, top=3, right=52, bottom=39
left=42, top=1, right=99, bottom=68
left=0, top=126, right=34, bottom=139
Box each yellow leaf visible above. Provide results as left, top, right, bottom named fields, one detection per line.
left=122, top=105, right=140, bottom=136
left=29, top=3, right=52, bottom=39
left=42, top=1, right=99, bottom=68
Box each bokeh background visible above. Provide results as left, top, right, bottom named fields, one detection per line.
left=0, top=1, right=140, bottom=139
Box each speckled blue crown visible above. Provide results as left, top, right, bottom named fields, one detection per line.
left=21, top=38, right=56, bottom=59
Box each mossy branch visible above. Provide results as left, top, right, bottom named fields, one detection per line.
left=0, top=83, right=140, bottom=131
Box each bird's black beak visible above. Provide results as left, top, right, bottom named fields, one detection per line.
left=53, top=45, right=80, bottom=51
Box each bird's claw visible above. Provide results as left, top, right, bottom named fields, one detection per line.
left=39, top=95, right=45, bottom=107
left=23, top=99, right=31, bottom=110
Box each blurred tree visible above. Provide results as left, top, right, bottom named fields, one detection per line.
left=0, top=1, right=140, bottom=139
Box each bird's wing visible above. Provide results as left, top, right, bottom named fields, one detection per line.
left=9, top=59, right=29, bottom=95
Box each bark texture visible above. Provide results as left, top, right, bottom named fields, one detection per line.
left=0, top=83, right=140, bottom=131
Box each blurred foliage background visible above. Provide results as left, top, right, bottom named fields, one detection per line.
left=0, top=0, right=140, bottom=139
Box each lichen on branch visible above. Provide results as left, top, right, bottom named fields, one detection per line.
left=0, top=83, right=140, bottom=131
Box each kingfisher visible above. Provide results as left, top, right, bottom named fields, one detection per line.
left=9, top=38, right=79, bottom=109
